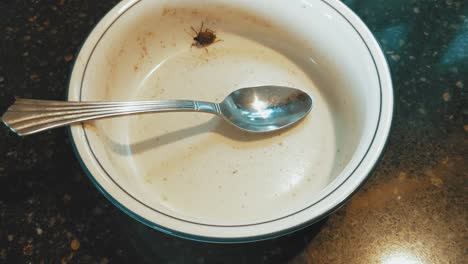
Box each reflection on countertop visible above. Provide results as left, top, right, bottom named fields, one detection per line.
left=293, top=135, right=466, bottom=263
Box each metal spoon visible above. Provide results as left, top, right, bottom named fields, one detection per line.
left=1, top=85, right=313, bottom=136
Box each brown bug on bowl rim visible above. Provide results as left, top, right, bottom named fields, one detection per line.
left=190, top=22, right=221, bottom=50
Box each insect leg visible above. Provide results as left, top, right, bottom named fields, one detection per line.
left=200, top=21, right=204, bottom=32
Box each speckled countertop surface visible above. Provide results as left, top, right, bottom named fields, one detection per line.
left=0, top=0, right=467, bottom=263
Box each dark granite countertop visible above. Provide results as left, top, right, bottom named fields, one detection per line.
left=0, top=0, right=466, bottom=263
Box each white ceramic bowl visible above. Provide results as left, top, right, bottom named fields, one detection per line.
left=68, top=0, right=393, bottom=242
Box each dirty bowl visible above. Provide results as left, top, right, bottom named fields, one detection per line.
left=68, top=0, right=393, bottom=242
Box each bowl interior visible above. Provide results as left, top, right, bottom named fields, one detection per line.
left=70, top=0, right=380, bottom=228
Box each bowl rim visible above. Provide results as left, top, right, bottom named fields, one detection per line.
left=67, top=0, right=394, bottom=243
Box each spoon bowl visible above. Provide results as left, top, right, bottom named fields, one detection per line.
left=220, top=86, right=312, bottom=133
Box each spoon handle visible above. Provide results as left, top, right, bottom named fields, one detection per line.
left=1, top=98, right=221, bottom=136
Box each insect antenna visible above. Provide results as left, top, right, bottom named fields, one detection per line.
left=184, top=29, right=194, bottom=38
left=199, top=22, right=204, bottom=32
left=190, top=26, right=198, bottom=35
